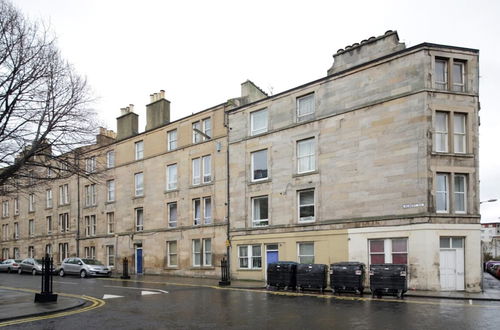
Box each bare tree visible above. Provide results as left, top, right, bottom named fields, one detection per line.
left=0, top=0, right=98, bottom=195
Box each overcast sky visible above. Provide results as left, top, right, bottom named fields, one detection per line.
left=13, top=0, right=500, bottom=222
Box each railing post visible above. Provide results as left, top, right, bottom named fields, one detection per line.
left=219, top=257, right=231, bottom=286
left=35, top=254, right=58, bottom=303
left=121, top=257, right=130, bottom=279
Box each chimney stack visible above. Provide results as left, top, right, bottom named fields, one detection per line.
left=96, top=127, right=116, bottom=145
left=146, top=90, right=170, bottom=131
left=116, top=104, right=138, bottom=140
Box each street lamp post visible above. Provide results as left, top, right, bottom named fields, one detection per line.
left=480, top=199, right=498, bottom=204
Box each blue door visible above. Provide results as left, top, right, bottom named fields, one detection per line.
left=267, top=251, right=278, bottom=264
left=136, top=247, right=143, bottom=274
left=266, top=244, right=279, bottom=280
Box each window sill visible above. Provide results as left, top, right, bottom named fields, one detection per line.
left=189, top=182, right=213, bottom=189
left=249, top=179, right=271, bottom=185
left=105, top=201, right=115, bottom=205
left=190, top=266, right=215, bottom=270
left=165, top=189, right=179, bottom=194
left=298, top=220, right=315, bottom=224
left=250, top=131, right=268, bottom=137
left=237, top=268, right=262, bottom=271
left=293, top=170, right=319, bottom=178
left=431, top=152, right=474, bottom=158
left=45, top=207, right=53, bottom=210
left=133, top=195, right=145, bottom=200
left=164, top=266, right=179, bottom=270
left=83, top=205, right=98, bottom=209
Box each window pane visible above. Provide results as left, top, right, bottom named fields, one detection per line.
left=252, top=150, right=268, bottom=180
left=252, top=197, right=268, bottom=226
left=435, top=112, right=448, bottom=152
left=252, top=245, right=261, bottom=257
left=392, top=239, right=407, bottom=253
left=192, top=158, right=200, bottom=184
left=436, top=174, right=448, bottom=212
left=452, top=62, right=464, bottom=91
left=300, top=205, right=314, bottom=219
left=300, top=256, right=314, bottom=264
left=299, top=243, right=313, bottom=256
left=204, top=198, right=212, bottom=224
left=194, top=199, right=200, bottom=225
left=370, top=240, right=384, bottom=253
left=203, top=118, right=211, bottom=138
left=297, top=138, right=315, bottom=173
left=454, top=175, right=466, bottom=212
left=252, top=256, right=262, bottom=268
left=452, top=237, right=463, bottom=248
left=440, top=237, right=450, bottom=248
left=435, top=60, right=447, bottom=89
left=300, top=190, right=314, bottom=205
left=203, top=155, right=211, bottom=182
left=297, top=94, right=315, bottom=117
left=239, top=246, right=248, bottom=257
left=251, top=109, right=268, bottom=135
left=370, top=254, right=385, bottom=264
left=454, top=114, right=466, bottom=153
left=392, top=254, right=407, bottom=264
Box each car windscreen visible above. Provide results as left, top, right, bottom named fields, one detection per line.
left=15, top=260, right=22, bottom=263
left=35, top=259, right=43, bottom=264
left=81, top=259, right=103, bottom=265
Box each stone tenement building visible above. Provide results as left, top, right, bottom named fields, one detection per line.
left=0, top=31, right=481, bottom=291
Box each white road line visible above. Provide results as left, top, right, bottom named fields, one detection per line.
left=469, top=299, right=473, bottom=305
left=104, top=285, right=168, bottom=294
left=141, top=290, right=161, bottom=296
left=103, top=294, right=124, bottom=299
left=54, top=281, right=78, bottom=285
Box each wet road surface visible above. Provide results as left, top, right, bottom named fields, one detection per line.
left=1, top=273, right=499, bottom=329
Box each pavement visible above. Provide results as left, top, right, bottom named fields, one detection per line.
left=0, top=287, right=85, bottom=322
left=1, top=271, right=499, bottom=322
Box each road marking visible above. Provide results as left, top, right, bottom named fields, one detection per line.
left=104, top=285, right=168, bottom=294
left=0, top=286, right=105, bottom=327
left=54, top=281, right=78, bottom=285
left=469, top=299, right=473, bottom=305
left=103, top=294, right=124, bottom=299
left=141, top=290, right=161, bottom=296
left=97, top=277, right=500, bottom=309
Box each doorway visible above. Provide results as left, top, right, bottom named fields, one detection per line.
left=439, top=237, right=465, bottom=291
left=265, top=244, right=279, bottom=279
left=135, top=244, right=143, bottom=275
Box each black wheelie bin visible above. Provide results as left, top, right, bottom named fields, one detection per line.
left=369, top=264, right=408, bottom=299
left=267, top=261, right=298, bottom=290
left=330, top=262, right=365, bottom=295
left=296, top=264, right=328, bottom=292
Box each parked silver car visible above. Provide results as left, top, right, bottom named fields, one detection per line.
left=58, top=258, right=111, bottom=278
left=0, top=259, right=23, bottom=273
left=18, top=258, right=44, bottom=275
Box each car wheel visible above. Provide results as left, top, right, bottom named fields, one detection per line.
left=18, top=268, right=22, bottom=275
left=32, top=269, right=37, bottom=276
left=80, top=270, right=87, bottom=278
left=59, top=269, right=65, bottom=277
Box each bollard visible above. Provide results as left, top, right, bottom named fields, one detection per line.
left=218, top=258, right=231, bottom=286
left=35, top=254, right=58, bottom=303
left=121, top=257, right=131, bottom=279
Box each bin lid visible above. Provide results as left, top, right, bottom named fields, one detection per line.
left=331, top=262, right=365, bottom=267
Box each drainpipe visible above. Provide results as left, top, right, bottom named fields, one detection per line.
left=224, top=107, right=231, bottom=280
left=76, top=152, right=81, bottom=258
